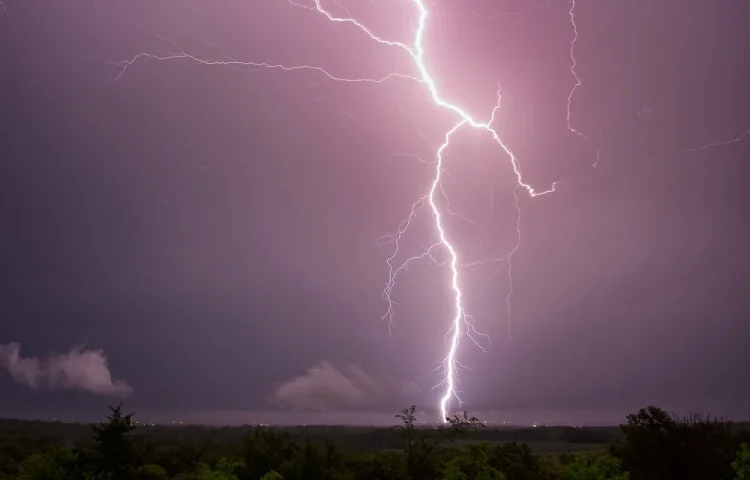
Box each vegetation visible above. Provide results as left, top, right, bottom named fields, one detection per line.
left=0, top=404, right=749, bottom=479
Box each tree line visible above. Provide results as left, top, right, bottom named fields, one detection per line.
left=0, top=404, right=749, bottom=479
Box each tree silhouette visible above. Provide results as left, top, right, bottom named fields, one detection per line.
left=5, top=402, right=750, bottom=479
left=394, top=405, right=447, bottom=479
left=260, top=471, right=284, bottom=480
left=486, top=442, right=546, bottom=480
left=90, top=403, right=138, bottom=479
left=617, top=406, right=735, bottom=480
left=393, top=405, right=488, bottom=480
left=14, top=445, right=79, bottom=480
left=241, top=427, right=295, bottom=479
left=441, top=443, right=506, bottom=480
left=562, top=452, right=628, bottom=480
left=446, top=411, right=485, bottom=435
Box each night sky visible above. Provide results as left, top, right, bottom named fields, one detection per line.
left=1, top=0, right=749, bottom=425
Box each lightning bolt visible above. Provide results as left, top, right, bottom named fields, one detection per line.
left=566, top=0, right=586, bottom=143
left=566, top=0, right=609, bottom=170
left=650, top=128, right=750, bottom=161
left=113, top=0, right=563, bottom=423
left=0, top=0, right=740, bottom=424
left=565, top=3, right=750, bottom=169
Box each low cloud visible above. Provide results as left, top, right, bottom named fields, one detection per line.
left=0, top=342, right=132, bottom=396
left=271, top=361, right=419, bottom=410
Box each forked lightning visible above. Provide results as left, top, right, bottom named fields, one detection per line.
left=106, top=0, right=748, bottom=423
left=112, top=0, right=563, bottom=423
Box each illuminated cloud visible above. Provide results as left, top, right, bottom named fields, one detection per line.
left=0, top=342, right=132, bottom=396
left=271, top=361, right=419, bottom=410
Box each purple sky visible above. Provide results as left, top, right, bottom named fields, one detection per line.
left=1, top=0, right=749, bottom=425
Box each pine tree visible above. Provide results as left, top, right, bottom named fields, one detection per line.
left=91, top=403, right=138, bottom=479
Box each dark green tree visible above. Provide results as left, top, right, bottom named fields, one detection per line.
left=394, top=406, right=488, bottom=480
left=486, top=442, right=545, bottom=480
left=562, top=452, right=628, bottom=480
left=445, top=411, right=484, bottom=435
left=260, top=471, right=284, bottom=480
left=173, top=462, right=239, bottom=480
left=239, top=428, right=295, bottom=480
left=132, top=463, right=169, bottom=480
left=616, top=406, right=735, bottom=480
left=394, top=406, right=419, bottom=452
left=342, top=451, right=402, bottom=480
left=395, top=406, right=445, bottom=479
left=441, top=443, right=506, bottom=480
left=733, top=444, right=750, bottom=480
left=90, top=403, right=138, bottom=479
left=277, top=440, right=343, bottom=480
left=14, top=445, right=77, bottom=480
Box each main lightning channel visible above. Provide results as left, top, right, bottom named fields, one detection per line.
left=113, top=0, right=560, bottom=423
left=301, top=0, right=557, bottom=422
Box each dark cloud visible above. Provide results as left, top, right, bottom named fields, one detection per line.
left=0, top=342, right=132, bottom=396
